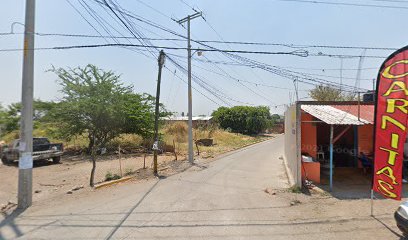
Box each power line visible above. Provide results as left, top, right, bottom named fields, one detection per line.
left=367, top=0, right=408, bottom=3
left=1, top=31, right=399, bottom=51
left=275, top=0, right=408, bottom=9
left=135, top=0, right=173, bottom=19
left=0, top=42, right=370, bottom=92
left=0, top=43, right=309, bottom=55
left=192, top=61, right=311, bottom=92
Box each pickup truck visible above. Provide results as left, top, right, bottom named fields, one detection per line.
left=1, top=137, right=63, bottom=165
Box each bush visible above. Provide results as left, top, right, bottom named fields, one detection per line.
left=105, top=171, right=121, bottom=181
left=124, top=168, right=134, bottom=176
left=212, top=106, right=273, bottom=134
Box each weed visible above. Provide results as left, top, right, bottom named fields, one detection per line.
left=124, top=168, right=134, bottom=176
left=105, top=171, right=121, bottom=181
left=289, top=186, right=302, bottom=193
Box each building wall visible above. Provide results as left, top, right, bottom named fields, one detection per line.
left=284, top=104, right=301, bottom=187
left=358, top=124, right=374, bottom=155
left=301, top=112, right=317, bottom=158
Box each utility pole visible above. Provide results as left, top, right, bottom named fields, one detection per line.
left=18, top=0, right=35, bottom=209
left=372, top=78, right=375, bottom=91
left=153, top=50, right=166, bottom=176
left=177, top=12, right=202, bottom=164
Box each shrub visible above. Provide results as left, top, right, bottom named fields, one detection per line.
left=212, top=106, right=273, bottom=134
left=124, top=168, right=134, bottom=176
left=105, top=171, right=121, bottom=181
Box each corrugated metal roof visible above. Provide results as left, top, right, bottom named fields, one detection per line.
left=301, top=105, right=371, bottom=125
left=331, top=105, right=374, bottom=124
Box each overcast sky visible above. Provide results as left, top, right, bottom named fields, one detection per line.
left=0, top=0, right=406, bottom=115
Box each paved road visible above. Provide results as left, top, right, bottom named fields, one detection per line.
left=0, top=135, right=402, bottom=239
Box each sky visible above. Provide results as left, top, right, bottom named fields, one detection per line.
left=0, top=0, right=407, bottom=116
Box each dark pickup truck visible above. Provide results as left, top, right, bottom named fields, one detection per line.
left=1, top=137, right=63, bottom=165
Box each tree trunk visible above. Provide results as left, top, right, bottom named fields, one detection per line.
left=87, top=134, right=95, bottom=155
left=195, top=141, right=200, bottom=156
left=90, top=150, right=96, bottom=187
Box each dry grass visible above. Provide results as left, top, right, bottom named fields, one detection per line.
left=162, top=123, right=270, bottom=159
left=1, top=122, right=271, bottom=159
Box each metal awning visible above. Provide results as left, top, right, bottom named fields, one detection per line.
left=301, top=105, right=371, bottom=125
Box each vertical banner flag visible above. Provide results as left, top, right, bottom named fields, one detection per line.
left=373, top=46, right=408, bottom=200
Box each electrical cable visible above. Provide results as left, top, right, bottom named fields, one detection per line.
left=275, top=0, right=408, bottom=10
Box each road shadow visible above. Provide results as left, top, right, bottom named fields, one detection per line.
left=0, top=208, right=25, bottom=240
left=105, top=179, right=161, bottom=240
left=1, top=159, right=60, bottom=169
left=372, top=216, right=403, bottom=238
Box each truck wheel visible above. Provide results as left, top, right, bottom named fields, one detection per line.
left=1, top=156, right=10, bottom=165
left=52, top=157, right=61, bottom=164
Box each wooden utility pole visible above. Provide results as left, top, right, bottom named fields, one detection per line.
left=153, top=50, right=166, bottom=176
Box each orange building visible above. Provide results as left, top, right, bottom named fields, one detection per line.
left=285, top=101, right=375, bottom=191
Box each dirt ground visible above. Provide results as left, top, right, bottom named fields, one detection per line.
left=0, top=152, right=187, bottom=207
left=0, top=134, right=275, bottom=209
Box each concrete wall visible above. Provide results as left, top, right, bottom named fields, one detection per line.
left=358, top=124, right=374, bottom=155
left=301, top=112, right=317, bottom=158
left=284, top=104, right=301, bottom=187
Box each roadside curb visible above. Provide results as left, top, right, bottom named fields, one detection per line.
left=94, top=176, right=134, bottom=189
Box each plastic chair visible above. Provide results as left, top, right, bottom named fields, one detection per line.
left=359, top=153, right=373, bottom=174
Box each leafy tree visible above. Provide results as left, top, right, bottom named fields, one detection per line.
left=49, top=64, right=167, bottom=186
left=212, top=106, right=273, bottom=134
left=50, top=65, right=135, bottom=186
left=0, top=100, right=58, bottom=137
left=0, top=104, right=7, bottom=136
left=123, top=93, right=170, bottom=139
left=309, top=85, right=357, bottom=101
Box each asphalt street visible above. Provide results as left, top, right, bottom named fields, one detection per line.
left=0, top=135, right=402, bottom=239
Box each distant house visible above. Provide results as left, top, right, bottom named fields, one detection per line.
left=162, top=116, right=213, bottom=128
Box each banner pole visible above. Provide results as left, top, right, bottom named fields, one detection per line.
left=370, top=189, right=374, bottom=217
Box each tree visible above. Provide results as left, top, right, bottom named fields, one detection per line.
left=123, top=93, right=170, bottom=139
left=212, top=106, right=273, bottom=134
left=0, top=104, right=7, bottom=136
left=0, top=100, right=58, bottom=137
left=50, top=64, right=136, bottom=187
left=309, top=85, right=357, bottom=101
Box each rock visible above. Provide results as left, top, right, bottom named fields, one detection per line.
left=62, top=180, right=66, bottom=182
left=66, top=190, right=73, bottom=194
left=71, top=185, right=84, bottom=191
left=34, top=190, right=41, bottom=194
left=290, top=200, right=301, bottom=206
left=264, top=188, right=276, bottom=195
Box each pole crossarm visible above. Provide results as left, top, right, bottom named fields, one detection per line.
left=176, top=12, right=202, bottom=24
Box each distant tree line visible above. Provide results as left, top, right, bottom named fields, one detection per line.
left=211, top=106, right=279, bottom=134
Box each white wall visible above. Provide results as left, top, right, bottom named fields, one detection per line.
left=284, top=104, right=301, bottom=187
